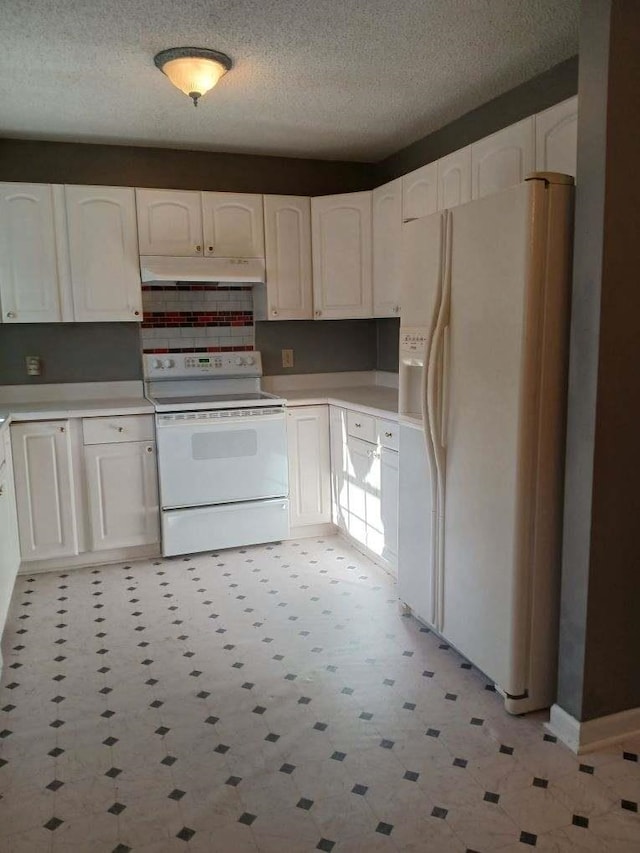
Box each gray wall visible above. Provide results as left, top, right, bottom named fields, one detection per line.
left=376, top=319, right=400, bottom=372
left=0, top=324, right=142, bottom=385
left=255, top=320, right=377, bottom=376
left=557, top=0, right=640, bottom=722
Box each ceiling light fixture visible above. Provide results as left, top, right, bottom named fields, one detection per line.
left=154, top=47, right=232, bottom=107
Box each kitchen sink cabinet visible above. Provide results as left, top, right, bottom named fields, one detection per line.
left=0, top=183, right=68, bottom=323
left=0, top=431, right=20, bottom=658
left=263, top=195, right=313, bottom=320
left=84, top=439, right=159, bottom=551
left=372, top=179, right=402, bottom=318
left=286, top=405, right=332, bottom=532
left=311, top=192, right=373, bottom=319
left=11, top=420, right=80, bottom=562
left=64, top=185, right=143, bottom=322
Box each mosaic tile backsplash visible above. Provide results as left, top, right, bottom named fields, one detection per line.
left=141, top=284, right=254, bottom=354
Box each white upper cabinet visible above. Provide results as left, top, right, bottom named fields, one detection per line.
left=65, top=186, right=142, bottom=322
left=311, top=192, right=373, bottom=319
left=264, top=195, right=313, bottom=320
left=471, top=117, right=535, bottom=200
left=136, top=189, right=203, bottom=256
left=535, top=96, right=578, bottom=178
left=0, top=183, right=65, bottom=323
left=402, top=162, right=438, bottom=221
left=437, top=147, right=472, bottom=210
left=372, top=179, right=402, bottom=317
left=202, top=192, right=264, bottom=257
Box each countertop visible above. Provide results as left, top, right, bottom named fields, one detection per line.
left=281, top=385, right=398, bottom=419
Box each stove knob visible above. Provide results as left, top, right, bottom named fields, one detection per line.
left=152, top=358, right=162, bottom=369
left=234, top=357, right=245, bottom=366
left=162, top=358, right=174, bottom=369
left=245, top=356, right=255, bottom=365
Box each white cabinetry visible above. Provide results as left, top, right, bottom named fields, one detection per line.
left=311, top=192, right=372, bottom=319
left=372, top=179, right=402, bottom=317
left=402, top=162, right=438, bottom=221
left=263, top=195, right=313, bottom=319
left=0, top=183, right=66, bottom=323
left=202, top=192, right=264, bottom=257
left=535, top=96, right=578, bottom=177
left=136, top=189, right=265, bottom=258
left=11, top=420, right=79, bottom=562
left=84, top=438, right=159, bottom=551
left=65, top=185, right=142, bottom=322
left=136, top=189, right=203, bottom=256
left=0, top=431, right=20, bottom=652
left=437, top=147, right=472, bottom=210
left=471, top=117, right=535, bottom=200
left=286, top=406, right=332, bottom=531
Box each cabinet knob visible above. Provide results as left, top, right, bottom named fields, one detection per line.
left=6, top=311, right=16, bottom=319
left=146, top=446, right=153, bottom=453
left=195, top=244, right=202, bottom=253
left=59, top=426, right=65, bottom=433
left=271, top=308, right=278, bottom=316
left=134, top=310, right=140, bottom=317
left=0, top=485, right=4, bottom=497
left=315, top=310, right=322, bottom=317
left=208, top=245, right=214, bottom=252
left=117, top=426, right=124, bottom=433
left=392, top=305, right=400, bottom=314
left=385, top=431, right=392, bottom=437
left=354, top=423, right=361, bottom=428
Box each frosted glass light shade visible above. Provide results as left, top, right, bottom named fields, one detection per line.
left=154, top=48, right=232, bottom=106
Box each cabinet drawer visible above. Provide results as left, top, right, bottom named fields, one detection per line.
left=83, top=415, right=155, bottom=445
left=377, top=419, right=399, bottom=451
left=347, top=411, right=376, bottom=443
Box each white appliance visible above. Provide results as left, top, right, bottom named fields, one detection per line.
left=398, top=172, right=574, bottom=714
left=144, top=351, right=289, bottom=557
left=139, top=256, right=265, bottom=283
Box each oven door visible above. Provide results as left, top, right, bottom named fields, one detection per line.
left=156, top=407, right=288, bottom=509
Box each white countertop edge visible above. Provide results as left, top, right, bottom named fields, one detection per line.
left=285, top=395, right=397, bottom=419
left=0, top=380, right=145, bottom=404
left=263, top=370, right=398, bottom=392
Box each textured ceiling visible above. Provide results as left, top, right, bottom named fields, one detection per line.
left=0, top=0, right=579, bottom=161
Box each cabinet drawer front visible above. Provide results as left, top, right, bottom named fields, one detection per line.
left=83, top=415, right=155, bottom=445
left=377, top=419, right=399, bottom=450
left=347, top=411, right=376, bottom=442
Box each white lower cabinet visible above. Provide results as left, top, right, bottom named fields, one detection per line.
left=328, top=405, right=398, bottom=572
left=0, top=432, right=20, bottom=652
left=286, top=406, right=332, bottom=530
left=84, top=440, right=159, bottom=551
left=11, top=420, right=79, bottom=561
left=11, top=414, right=160, bottom=567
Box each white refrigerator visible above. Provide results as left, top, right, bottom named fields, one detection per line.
left=397, top=173, right=574, bottom=714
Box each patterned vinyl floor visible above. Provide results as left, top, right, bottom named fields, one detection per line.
left=0, top=536, right=638, bottom=852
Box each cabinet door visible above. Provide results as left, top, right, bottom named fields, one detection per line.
left=11, top=421, right=78, bottom=561
left=471, top=117, right=535, bottom=200
left=136, top=189, right=203, bottom=256
left=286, top=406, right=331, bottom=528
left=264, top=195, right=313, bottom=319
left=0, top=183, right=63, bottom=323
left=0, top=440, right=20, bottom=636
left=437, top=147, right=472, bottom=210
left=372, top=179, right=402, bottom=317
left=65, top=186, right=142, bottom=321
left=379, top=447, right=399, bottom=572
left=329, top=406, right=348, bottom=530
left=85, top=441, right=159, bottom=550
left=402, top=162, right=438, bottom=221
left=311, top=192, right=372, bottom=319
left=202, top=192, right=265, bottom=258
left=535, top=97, right=578, bottom=177
left=345, top=435, right=375, bottom=549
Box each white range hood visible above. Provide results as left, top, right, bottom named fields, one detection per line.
left=140, top=255, right=265, bottom=284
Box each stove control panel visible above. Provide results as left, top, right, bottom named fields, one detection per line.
left=144, top=351, right=262, bottom=379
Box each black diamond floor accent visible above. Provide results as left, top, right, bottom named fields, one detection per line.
left=404, top=771, right=420, bottom=782
left=49, top=719, right=65, bottom=728
left=623, top=752, right=638, bottom=762
left=205, top=716, right=219, bottom=725
left=161, top=755, right=177, bottom=766
left=108, top=802, right=126, bottom=815
left=520, top=831, right=537, bottom=846
left=376, top=822, right=393, bottom=836
left=103, top=736, right=118, bottom=747
left=225, top=776, right=242, bottom=787
left=380, top=739, right=394, bottom=749
left=150, top=700, right=163, bottom=709
left=621, top=799, right=638, bottom=812
left=112, top=845, right=131, bottom=853
left=572, top=815, right=589, bottom=828
left=176, top=826, right=196, bottom=841
left=168, top=789, right=186, bottom=800
left=331, top=751, right=346, bottom=761
left=155, top=726, right=170, bottom=736
left=316, top=840, right=335, bottom=852
left=426, top=728, right=440, bottom=738
left=105, top=767, right=122, bottom=778
left=314, top=722, right=328, bottom=731
left=298, top=696, right=311, bottom=705
left=431, top=806, right=448, bottom=819
left=484, top=791, right=500, bottom=804
left=197, top=691, right=210, bottom=699
left=352, top=783, right=368, bottom=795
left=49, top=747, right=64, bottom=758
left=453, top=757, right=468, bottom=768
left=297, top=797, right=314, bottom=810
left=280, top=763, right=296, bottom=774
left=403, top=702, right=416, bottom=711
left=44, top=817, right=63, bottom=831
left=470, top=717, right=484, bottom=726
left=46, top=779, right=64, bottom=791
left=579, top=763, right=594, bottom=774
left=265, top=732, right=280, bottom=743
left=253, top=706, right=266, bottom=715
left=238, top=812, right=256, bottom=826
left=214, top=743, right=230, bottom=754
left=499, top=744, right=514, bottom=755
left=532, top=777, right=548, bottom=789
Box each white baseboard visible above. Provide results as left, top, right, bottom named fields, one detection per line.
left=18, top=544, right=160, bottom=575
left=288, top=523, right=337, bottom=539
left=548, top=702, right=640, bottom=753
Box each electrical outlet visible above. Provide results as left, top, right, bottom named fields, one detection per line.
left=282, top=349, right=294, bottom=368
left=25, top=355, right=42, bottom=377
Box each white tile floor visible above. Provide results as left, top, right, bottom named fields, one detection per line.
left=0, top=536, right=638, bottom=852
